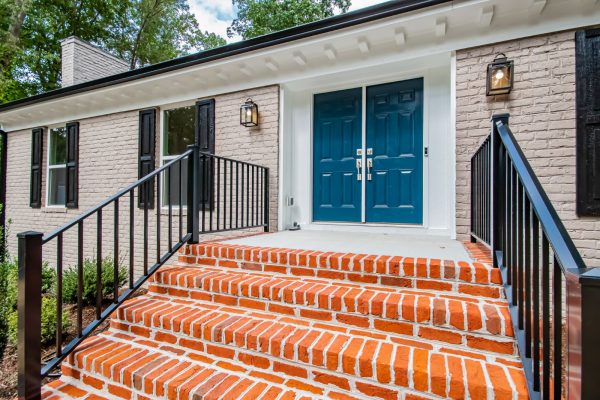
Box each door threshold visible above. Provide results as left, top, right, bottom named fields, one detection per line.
left=311, top=221, right=425, bottom=228
left=301, top=223, right=451, bottom=237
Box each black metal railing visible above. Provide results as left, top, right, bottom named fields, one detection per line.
left=0, top=129, right=7, bottom=260
left=470, top=135, right=491, bottom=245
left=472, top=114, right=600, bottom=400
left=17, top=144, right=269, bottom=399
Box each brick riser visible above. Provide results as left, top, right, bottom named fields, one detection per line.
left=148, top=266, right=518, bottom=357
left=42, top=242, right=528, bottom=400
left=179, top=243, right=503, bottom=300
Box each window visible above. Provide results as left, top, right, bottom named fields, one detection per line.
left=47, top=127, right=67, bottom=206
left=161, top=105, right=195, bottom=206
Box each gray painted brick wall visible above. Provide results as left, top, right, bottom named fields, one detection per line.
left=4, top=85, right=279, bottom=276
left=456, top=29, right=600, bottom=266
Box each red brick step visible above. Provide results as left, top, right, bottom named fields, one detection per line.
left=180, top=243, right=504, bottom=298
left=109, top=295, right=526, bottom=399
left=149, top=265, right=515, bottom=349
left=43, top=242, right=528, bottom=399
left=53, top=334, right=347, bottom=399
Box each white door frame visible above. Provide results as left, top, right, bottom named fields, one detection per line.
left=309, top=72, right=429, bottom=227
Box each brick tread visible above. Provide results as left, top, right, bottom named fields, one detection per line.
left=57, top=334, right=329, bottom=399
left=150, top=265, right=514, bottom=340
left=109, top=295, right=526, bottom=399
left=182, top=242, right=503, bottom=288
left=52, top=333, right=445, bottom=400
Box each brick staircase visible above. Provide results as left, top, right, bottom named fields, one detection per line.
left=42, top=241, right=529, bottom=400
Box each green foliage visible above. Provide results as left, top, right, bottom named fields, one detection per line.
left=0, top=0, right=226, bottom=103
left=0, top=254, right=123, bottom=352
left=0, top=257, right=17, bottom=355
left=107, top=0, right=226, bottom=69
left=8, top=296, right=70, bottom=344
left=62, top=257, right=127, bottom=306
left=228, top=0, right=351, bottom=39
left=0, top=256, right=63, bottom=353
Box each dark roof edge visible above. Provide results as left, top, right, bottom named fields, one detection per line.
left=0, top=0, right=452, bottom=113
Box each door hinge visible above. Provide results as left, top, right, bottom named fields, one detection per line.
left=424, top=147, right=429, bottom=157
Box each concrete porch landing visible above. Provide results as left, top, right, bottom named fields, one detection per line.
left=223, top=230, right=472, bottom=261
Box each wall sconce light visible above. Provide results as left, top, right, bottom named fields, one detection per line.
left=240, top=98, right=259, bottom=127
left=486, top=53, right=514, bottom=96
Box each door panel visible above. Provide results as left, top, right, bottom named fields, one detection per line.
left=313, top=88, right=362, bottom=222
left=366, top=78, right=424, bottom=224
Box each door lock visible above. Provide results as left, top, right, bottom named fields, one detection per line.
left=366, top=158, right=373, bottom=181
left=356, top=159, right=362, bottom=181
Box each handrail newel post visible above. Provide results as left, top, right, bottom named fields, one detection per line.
left=17, top=231, right=43, bottom=400
left=567, top=268, right=600, bottom=399
left=187, top=145, right=200, bottom=243
left=263, top=168, right=269, bottom=232
left=491, top=113, right=509, bottom=267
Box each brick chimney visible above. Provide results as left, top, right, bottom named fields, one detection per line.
left=60, top=36, right=129, bottom=87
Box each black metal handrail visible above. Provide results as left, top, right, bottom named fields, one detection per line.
left=17, top=144, right=270, bottom=399
left=470, top=135, right=491, bottom=245
left=473, top=114, right=600, bottom=400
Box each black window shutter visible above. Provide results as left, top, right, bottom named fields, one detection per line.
left=576, top=28, right=600, bottom=216
left=30, top=128, right=43, bottom=208
left=196, top=99, right=215, bottom=209
left=138, top=109, right=156, bottom=209
left=65, top=122, right=79, bottom=208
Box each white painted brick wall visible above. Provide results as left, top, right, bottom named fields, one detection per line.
left=61, top=37, right=129, bottom=87
left=4, top=85, right=280, bottom=276
left=456, top=30, right=600, bottom=266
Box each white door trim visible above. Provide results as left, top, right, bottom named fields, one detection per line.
left=310, top=74, right=429, bottom=227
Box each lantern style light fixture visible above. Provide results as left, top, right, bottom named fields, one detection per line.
left=240, top=98, right=259, bottom=127
left=486, top=53, right=514, bottom=96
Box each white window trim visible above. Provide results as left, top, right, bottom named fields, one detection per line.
left=159, top=101, right=195, bottom=209
left=45, top=124, right=67, bottom=208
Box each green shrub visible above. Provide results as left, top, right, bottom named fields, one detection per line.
left=0, top=256, right=67, bottom=351
left=0, top=257, right=17, bottom=355
left=62, top=257, right=127, bottom=305
left=42, top=263, right=57, bottom=294
left=8, top=296, right=70, bottom=344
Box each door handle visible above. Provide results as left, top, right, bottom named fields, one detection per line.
left=356, top=159, right=362, bottom=181
left=366, top=158, right=373, bottom=181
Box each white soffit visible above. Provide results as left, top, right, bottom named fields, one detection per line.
left=1, top=0, right=599, bottom=131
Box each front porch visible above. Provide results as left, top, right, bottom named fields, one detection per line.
left=224, top=230, right=472, bottom=261
left=42, top=228, right=528, bottom=400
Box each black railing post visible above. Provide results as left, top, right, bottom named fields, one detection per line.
left=567, top=268, right=600, bottom=400
left=187, top=145, right=199, bottom=243
left=470, top=153, right=476, bottom=243
left=263, top=168, right=269, bottom=232
left=0, top=129, right=7, bottom=261
left=491, top=113, right=509, bottom=267
left=17, top=231, right=43, bottom=400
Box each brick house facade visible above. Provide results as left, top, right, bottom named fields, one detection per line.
left=455, top=29, right=600, bottom=265
left=3, top=2, right=600, bottom=399
left=4, top=85, right=280, bottom=271
left=3, top=27, right=600, bottom=265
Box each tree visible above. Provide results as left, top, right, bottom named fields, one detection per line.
left=228, top=0, right=351, bottom=40
left=0, top=0, right=226, bottom=103
left=107, top=0, right=226, bottom=70
left=0, top=0, right=31, bottom=102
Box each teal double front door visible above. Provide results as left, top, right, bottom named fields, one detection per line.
left=312, top=78, right=424, bottom=224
